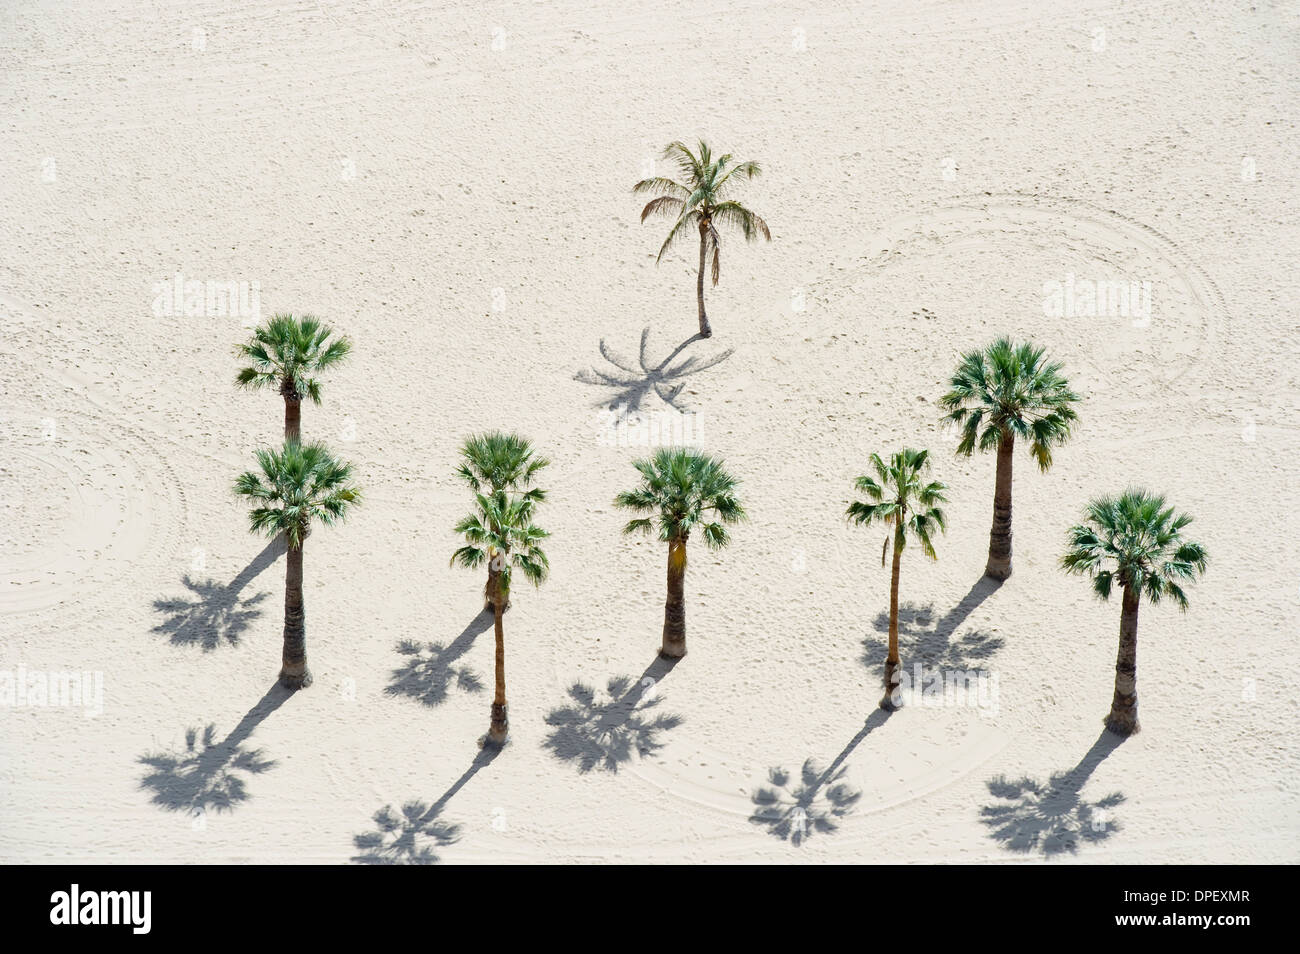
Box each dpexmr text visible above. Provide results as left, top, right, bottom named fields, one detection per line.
left=1124, top=891, right=1251, bottom=905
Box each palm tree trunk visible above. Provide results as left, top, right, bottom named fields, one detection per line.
left=282, top=392, right=301, bottom=442
left=1105, top=586, right=1141, bottom=735
left=696, top=229, right=712, bottom=338
left=662, top=536, right=687, bottom=657
left=484, top=553, right=510, bottom=613
left=880, top=537, right=903, bottom=710
left=279, top=542, right=311, bottom=689
left=986, top=432, right=1014, bottom=580
left=487, top=593, right=509, bottom=744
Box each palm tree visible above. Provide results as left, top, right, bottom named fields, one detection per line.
left=235, top=314, right=352, bottom=441
left=451, top=489, right=549, bottom=745
left=938, top=338, right=1079, bottom=581
left=1061, top=490, right=1207, bottom=736
left=634, top=140, right=771, bottom=338
left=614, top=448, right=745, bottom=658
left=233, top=441, right=362, bottom=689
left=847, top=449, right=947, bottom=710
left=455, top=432, right=549, bottom=612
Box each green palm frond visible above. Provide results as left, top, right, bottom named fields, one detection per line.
left=235, top=313, right=352, bottom=402
left=1061, top=489, right=1207, bottom=608
left=635, top=140, right=771, bottom=275
left=450, top=476, right=550, bottom=597
left=847, top=447, right=948, bottom=561
left=613, top=447, right=746, bottom=546
left=233, top=440, right=362, bottom=548
left=939, top=337, right=1080, bottom=471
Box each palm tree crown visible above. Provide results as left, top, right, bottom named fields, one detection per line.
left=847, top=449, right=948, bottom=562
left=614, top=447, right=746, bottom=546
left=235, top=313, right=352, bottom=403
left=634, top=140, right=771, bottom=281
left=1061, top=490, right=1207, bottom=606
left=451, top=490, right=550, bottom=595
left=455, top=432, right=549, bottom=502
left=233, top=441, right=362, bottom=547
left=939, top=337, right=1080, bottom=470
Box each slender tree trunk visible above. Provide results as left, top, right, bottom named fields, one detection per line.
left=279, top=542, right=311, bottom=689
left=986, top=432, right=1014, bottom=580
left=696, top=227, right=712, bottom=338
left=281, top=381, right=302, bottom=443
left=484, top=552, right=510, bottom=613
left=1105, top=586, right=1141, bottom=735
left=662, top=536, right=687, bottom=657
left=487, top=588, right=509, bottom=744
left=880, top=537, right=903, bottom=710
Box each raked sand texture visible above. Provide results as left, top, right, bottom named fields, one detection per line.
left=1, top=0, right=1297, bottom=863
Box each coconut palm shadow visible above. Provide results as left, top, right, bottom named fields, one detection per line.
left=862, top=576, right=1004, bottom=674
left=749, top=708, right=890, bottom=845
left=543, top=656, right=683, bottom=774
left=384, top=610, right=491, bottom=707
left=137, top=682, right=289, bottom=817
left=980, top=731, right=1127, bottom=855
left=351, top=746, right=500, bottom=865
left=151, top=537, right=282, bottom=651
left=575, top=326, right=733, bottom=413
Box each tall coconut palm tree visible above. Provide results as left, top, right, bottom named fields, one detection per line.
left=847, top=448, right=947, bottom=710
left=451, top=489, right=549, bottom=745
left=634, top=140, right=771, bottom=338
left=233, top=441, right=362, bottom=689
left=938, top=338, right=1079, bottom=581
left=1061, top=490, right=1207, bottom=736
left=614, top=448, right=745, bottom=658
left=235, top=314, right=352, bottom=441
left=455, top=432, right=549, bottom=612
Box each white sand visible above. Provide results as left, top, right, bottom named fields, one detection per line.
left=1, top=0, right=1297, bottom=863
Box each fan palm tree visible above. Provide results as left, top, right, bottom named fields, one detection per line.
left=939, top=338, right=1079, bottom=581
left=1061, top=490, right=1207, bottom=736
left=451, top=489, right=549, bottom=745
left=847, top=449, right=947, bottom=710
left=634, top=140, right=771, bottom=338
left=233, top=441, right=362, bottom=689
left=235, top=314, right=352, bottom=440
left=455, top=432, right=549, bottom=613
left=614, top=448, right=745, bottom=658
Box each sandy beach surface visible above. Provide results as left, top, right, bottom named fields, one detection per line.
left=1, top=0, right=1297, bottom=863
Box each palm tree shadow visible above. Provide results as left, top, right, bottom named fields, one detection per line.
left=151, top=538, right=283, bottom=651
left=575, top=326, right=733, bottom=413
left=351, top=746, right=500, bottom=865
left=543, top=656, right=683, bottom=773
left=137, top=682, right=289, bottom=817
left=749, top=708, right=890, bottom=845
left=384, top=611, right=491, bottom=707
left=979, top=731, right=1127, bottom=855
left=862, top=576, right=1004, bottom=674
